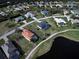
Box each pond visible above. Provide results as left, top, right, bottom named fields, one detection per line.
left=37, top=36, right=79, bottom=59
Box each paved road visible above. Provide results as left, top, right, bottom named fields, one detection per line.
left=0, top=15, right=55, bottom=41
left=0, top=29, right=16, bottom=39
left=0, top=20, right=35, bottom=40
left=0, top=15, right=68, bottom=40
left=25, top=29, right=79, bottom=59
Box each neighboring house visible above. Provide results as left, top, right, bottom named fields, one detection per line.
left=41, top=10, right=49, bottom=16
left=31, top=2, right=37, bottom=6
left=71, top=9, right=79, bottom=17
left=71, top=17, right=79, bottom=24
left=38, top=2, right=43, bottom=7
left=67, top=1, right=77, bottom=9
left=0, top=12, right=7, bottom=16
left=0, top=47, right=7, bottom=59
left=14, top=7, right=22, bottom=11
left=22, top=29, right=38, bottom=42
left=55, top=3, right=63, bottom=8
left=63, top=9, right=70, bottom=15
left=14, top=16, right=24, bottom=23
left=24, top=12, right=34, bottom=19
left=71, top=19, right=79, bottom=24
left=53, top=17, right=66, bottom=27
left=37, top=21, right=50, bottom=30
left=1, top=41, right=20, bottom=59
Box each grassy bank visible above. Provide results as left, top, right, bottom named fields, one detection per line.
left=59, top=31, right=79, bottom=41
left=31, top=30, right=79, bottom=59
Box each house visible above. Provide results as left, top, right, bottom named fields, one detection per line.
left=37, top=21, right=50, bottom=30
left=24, top=12, right=34, bottom=19
left=71, top=17, right=79, bottom=24
left=14, top=7, right=22, bottom=11
left=63, top=9, right=70, bottom=15
left=1, top=41, right=20, bottom=59
left=53, top=17, right=66, bottom=27
left=31, top=2, right=36, bottom=6
left=67, top=1, right=77, bottom=9
left=41, top=10, right=49, bottom=16
left=55, top=3, right=63, bottom=8
left=14, top=16, right=24, bottom=23
left=22, top=29, right=38, bottom=42
left=0, top=12, right=7, bottom=16
left=71, top=9, right=79, bottom=17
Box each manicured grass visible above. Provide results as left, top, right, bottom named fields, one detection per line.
left=26, top=18, right=33, bottom=22
left=20, top=55, right=25, bottom=59
left=59, top=31, right=79, bottom=41
left=0, top=20, right=11, bottom=36
left=0, top=19, right=24, bottom=36
left=0, top=39, right=5, bottom=46
left=8, top=31, right=35, bottom=53
left=30, top=6, right=40, bottom=11
left=0, top=20, right=15, bottom=35
left=17, top=38, right=34, bottom=53
left=31, top=36, right=56, bottom=59
left=31, top=30, right=79, bottom=59
left=36, top=13, right=44, bottom=19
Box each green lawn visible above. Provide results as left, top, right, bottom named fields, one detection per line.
left=0, top=19, right=24, bottom=36
left=8, top=31, right=35, bottom=53
left=59, top=31, right=79, bottom=41
left=31, top=36, right=56, bottom=59
left=30, top=6, right=40, bottom=11
left=0, top=39, right=5, bottom=46
left=0, top=20, right=14, bottom=36
left=36, top=13, right=44, bottom=19
left=31, top=30, right=79, bottom=59
left=26, top=18, right=33, bottom=22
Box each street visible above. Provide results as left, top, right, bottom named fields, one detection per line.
left=25, top=29, right=79, bottom=59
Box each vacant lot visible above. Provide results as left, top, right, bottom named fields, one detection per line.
left=0, top=20, right=12, bottom=36
left=0, top=20, right=24, bottom=36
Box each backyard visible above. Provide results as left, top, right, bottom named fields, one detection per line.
left=8, top=31, right=35, bottom=54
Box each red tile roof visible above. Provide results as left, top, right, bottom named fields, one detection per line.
left=22, top=29, right=34, bottom=41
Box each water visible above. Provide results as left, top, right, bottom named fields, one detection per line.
left=37, top=36, right=79, bottom=59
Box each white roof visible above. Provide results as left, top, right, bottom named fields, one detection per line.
left=71, top=19, right=79, bottom=24
left=0, top=12, right=6, bottom=16
left=24, top=12, right=34, bottom=18
left=14, top=7, right=22, bottom=11
left=54, top=17, right=66, bottom=23
left=56, top=4, right=62, bottom=7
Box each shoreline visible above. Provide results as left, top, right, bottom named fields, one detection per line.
left=26, top=29, right=79, bottom=59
